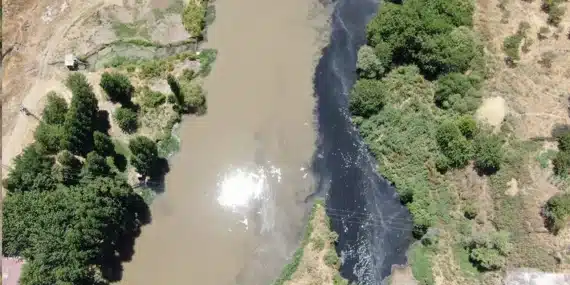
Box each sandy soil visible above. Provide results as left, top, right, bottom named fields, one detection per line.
left=475, top=96, right=506, bottom=130
left=1, top=0, right=191, bottom=186
left=117, top=0, right=331, bottom=284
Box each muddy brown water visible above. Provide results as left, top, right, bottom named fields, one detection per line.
left=118, top=0, right=329, bottom=284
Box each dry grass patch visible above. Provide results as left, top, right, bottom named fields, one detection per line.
left=277, top=201, right=349, bottom=285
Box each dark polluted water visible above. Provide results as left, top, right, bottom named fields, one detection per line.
left=311, top=0, right=414, bottom=283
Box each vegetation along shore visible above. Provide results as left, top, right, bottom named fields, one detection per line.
left=350, top=0, right=569, bottom=283
left=1, top=0, right=216, bottom=283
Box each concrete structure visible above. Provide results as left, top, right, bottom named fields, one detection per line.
left=2, top=257, right=24, bottom=285
left=65, top=54, right=78, bottom=70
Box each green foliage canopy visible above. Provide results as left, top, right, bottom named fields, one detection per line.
left=3, top=144, right=56, bottom=193
left=61, top=73, right=99, bottom=155
left=129, top=136, right=159, bottom=177
left=114, top=107, right=138, bottom=133
left=42, top=91, right=68, bottom=125
left=349, top=79, right=386, bottom=117
left=100, top=71, right=134, bottom=104
left=93, top=131, right=115, bottom=157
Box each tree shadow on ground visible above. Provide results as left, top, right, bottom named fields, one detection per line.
left=99, top=193, right=151, bottom=282
left=552, top=123, right=570, bottom=138
left=112, top=153, right=128, bottom=172
left=94, top=110, right=111, bottom=134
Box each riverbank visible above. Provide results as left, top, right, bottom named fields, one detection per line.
left=1, top=0, right=212, bottom=283
left=273, top=200, right=349, bottom=285
left=348, top=0, right=570, bottom=284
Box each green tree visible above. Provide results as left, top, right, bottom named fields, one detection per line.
left=356, top=45, right=385, bottom=79
left=3, top=144, right=56, bottom=193
left=436, top=121, right=472, bottom=168
left=373, top=40, right=393, bottom=74
left=434, top=73, right=474, bottom=109
left=2, top=177, right=148, bottom=284
left=129, top=136, right=159, bottom=177
left=93, top=131, right=115, bottom=156
left=42, top=91, right=68, bottom=125
left=114, top=107, right=138, bottom=133
left=474, top=133, right=503, bottom=174
left=54, top=150, right=82, bottom=185
left=34, top=123, right=64, bottom=154
left=349, top=79, right=386, bottom=117
left=456, top=115, right=477, bottom=139
left=83, top=151, right=111, bottom=177
left=424, top=26, right=482, bottom=77
left=543, top=193, right=570, bottom=234
left=61, top=73, right=99, bottom=155
left=100, top=71, right=134, bottom=103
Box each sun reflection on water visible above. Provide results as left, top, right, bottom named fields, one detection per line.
left=217, top=164, right=283, bottom=210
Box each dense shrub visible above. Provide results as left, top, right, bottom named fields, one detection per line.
left=357, top=45, right=386, bottom=79
left=34, top=123, right=64, bottom=154
left=100, top=71, right=134, bottom=104
left=182, top=0, right=206, bottom=37
left=181, top=81, right=207, bottom=114
left=349, top=79, right=386, bottom=117
left=553, top=151, right=570, bottom=176
left=434, top=73, right=476, bottom=111
left=198, top=49, right=218, bottom=76
left=557, top=131, right=570, bottom=152
left=42, top=91, right=68, bottom=125
left=382, top=65, right=434, bottom=104
left=436, top=121, right=472, bottom=168
left=61, top=73, right=99, bottom=155
left=129, top=136, right=159, bottom=177
left=456, top=115, right=478, bottom=139
left=543, top=193, right=570, bottom=234
left=465, top=231, right=512, bottom=271
left=138, top=87, right=166, bottom=108
left=3, top=144, right=56, bottom=193
left=503, top=34, right=524, bottom=62
left=181, top=68, right=196, bottom=81
left=114, top=107, right=138, bottom=133
left=93, top=131, right=115, bottom=157
left=474, top=133, right=503, bottom=174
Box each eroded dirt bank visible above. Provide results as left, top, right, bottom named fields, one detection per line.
left=119, top=0, right=330, bottom=284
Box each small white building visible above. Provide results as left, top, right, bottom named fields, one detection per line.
left=65, top=54, right=77, bottom=70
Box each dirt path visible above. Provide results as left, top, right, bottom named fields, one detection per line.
left=118, top=0, right=330, bottom=284
left=1, top=0, right=109, bottom=183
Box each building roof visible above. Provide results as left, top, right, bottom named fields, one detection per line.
left=65, top=54, right=76, bottom=66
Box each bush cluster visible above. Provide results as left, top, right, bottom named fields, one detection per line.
left=543, top=192, right=570, bottom=234
left=553, top=132, right=570, bottom=176
left=182, top=0, right=207, bottom=37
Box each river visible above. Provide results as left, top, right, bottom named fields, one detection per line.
left=119, top=0, right=330, bottom=284
left=312, top=0, right=413, bottom=283
left=119, top=0, right=413, bottom=283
